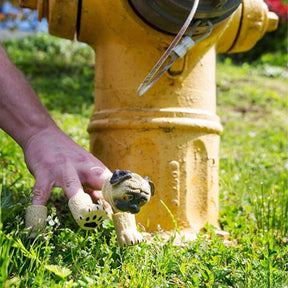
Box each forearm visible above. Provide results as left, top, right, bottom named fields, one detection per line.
left=0, top=45, right=58, bottom=149
left=0, top=44, right=112, bottom=211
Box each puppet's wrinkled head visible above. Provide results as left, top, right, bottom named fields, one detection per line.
left=103, top=170, right=155, bottom=214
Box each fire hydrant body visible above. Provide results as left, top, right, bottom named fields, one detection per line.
left=81, top=1, right=229, bottom=232
left=20, top=0, right=278, bottom=235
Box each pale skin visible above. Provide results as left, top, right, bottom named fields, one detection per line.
left=0, top=45, right=112, bottom=207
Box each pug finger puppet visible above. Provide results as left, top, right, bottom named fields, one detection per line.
left=25, top=170, right=154, bottom=248
left=102, top=170, right=155, bottom=247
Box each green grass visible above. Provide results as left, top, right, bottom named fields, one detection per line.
left=0, top=34, right=287, bottom=287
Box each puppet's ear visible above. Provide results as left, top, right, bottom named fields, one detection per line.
left=144, top=177, right=155, bottom=196
left=149, top=180, right=155, bottom=196
left=110, top=170, right=133, bottom=185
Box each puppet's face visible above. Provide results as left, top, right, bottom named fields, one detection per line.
left=106, top=170, right=155, bottom=214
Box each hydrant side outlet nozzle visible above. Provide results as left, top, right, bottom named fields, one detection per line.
left=217, top=0, right=279, bottom=53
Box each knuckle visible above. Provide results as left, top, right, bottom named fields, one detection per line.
left=33, top=188, right=45, bottom=199
left=63, top=176, right=79, bottom=188
left=32, top=185, right=50, bottom=204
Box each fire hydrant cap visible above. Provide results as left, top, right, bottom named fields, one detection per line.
left=129, top=0, right=242, bottom=35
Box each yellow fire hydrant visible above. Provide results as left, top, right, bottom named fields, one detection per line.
left=20, top=0, right=278, bottom=236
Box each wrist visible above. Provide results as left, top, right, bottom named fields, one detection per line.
left=22, top=122, right=60, bottom=152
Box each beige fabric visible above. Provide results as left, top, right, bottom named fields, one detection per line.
left=25, top=205, right=47, bottom=238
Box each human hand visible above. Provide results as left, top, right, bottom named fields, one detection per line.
left=23, top=125, right=112, bottom=206
left=0, top=45, right=112, bottom=233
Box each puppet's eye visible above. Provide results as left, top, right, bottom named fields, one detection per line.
left=122, top=195, right=129, bottom=201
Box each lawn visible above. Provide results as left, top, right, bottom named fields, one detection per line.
left=0, top=34, right=287, bottom=287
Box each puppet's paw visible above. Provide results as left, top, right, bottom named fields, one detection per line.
left=117, top=229, right=144, bottom=247
left=77, top=205, right=110, bottom=229
left=112, top=212, right=143, bottom=247
left=68, top=191, right=111, bottom=230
